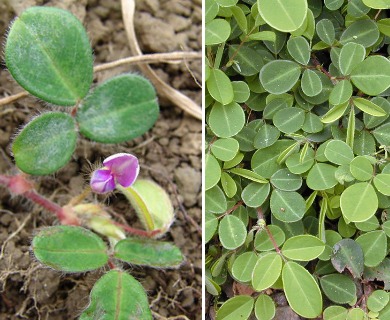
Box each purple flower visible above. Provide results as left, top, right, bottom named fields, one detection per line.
left=90, top=153, right=139, bottom=193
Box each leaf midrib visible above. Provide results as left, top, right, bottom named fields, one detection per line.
left=20, top=19, right=79, bottom=100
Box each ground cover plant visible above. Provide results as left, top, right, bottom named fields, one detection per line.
left=0, top=4, right=201, bottom=319
left=205, top=0, right=390, bottom=319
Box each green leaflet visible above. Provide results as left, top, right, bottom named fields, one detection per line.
left=270, top=189, right=306, bottom=223
left=374, top=174, right=390, bottom=196
left=219, top=215, right=247, bottom=249
left=273, top=107, right=305, bottom=133
left=270, top=168, right=302, bottom=191
left=282, top=235, right=325, bottom=261
left=205, top=19, right=231, bottom=45
left=254, top=295, right=276, bottom=320
left=320, top=274, right=356, bottom=304
left=316, top=19, right=335, bottom=45
left=32, top=226, right=108, bottom=272
left=232, top=252, right=258, bottom=282
left=114, top=238, right=184, bottom=268
left=220, top=172, right=237, bottom=198
left=373, top=123, right=390, bottom=146
left=260, top=60, right=301, bottom=94
left=205, top=153, right=221, bottom=190
left=353, top=97, right=386, bottom=117
left=329, top=80, right=353, bottom=106
left=248, top=31, right=276, bottom=42
left=301, top=69, right=323, bottom=97
left=232, top=81, right=250, bottom=103
left=378, top=18, right=390, bottom=36
left=324, top=140, right=354, bottom=165
left=216, top=295, right=254, bottom=320
left=282, top=261, right=323, bottom=318
left=230, top=5, right=247, bottom=33
left=363, top=97, right=390, bottom=129
left=367, top=290, right=389, bottom=312
left=77, top=74, right=159, bottom=143
left=207, top=69, right=234, bottom=105
left=254, top=124, right=280, bottom=149
left=340, top=20, right=379, bottom=48
left=12, top=112, right=77, bottom=175
left=347, top=0, right=370, bottom=18
left=351, top=56, right=390, bottom=95
left=362, top=0, right=390, bottom=9
left=206, top=212, right=219, bottom=243
left=331, top=239, right=364, bottom=278
left=252, top=252, right=282, bottom=291
left=258, top=0, right=308, bottom=32
left=339, top=42, right=365, bottom=76
left=323, top=306, right=348, bottom=320
left=215, top=0, right=238, bottom=7
left=5, top=7, right=93, bottom=105
left=346, top=106, right=356, bottom=149
left=350, top=156, right=373, bottom=181
left=307, top=163, right=338, bottom=190
left=340, top=182, right=378, bottom=223
left=228, top=45, right=264, bottom=76
left=228, top=168, right=268, bottom=183
left=209, top=102, right=245, bottom=137
left=302, top=113, right=323, bottom=133
left=242, top=182, right=270, bottom=207
left=211, top=138, right=239, bottom=161
left=325, top=0, right=344, bottom=10
left=205, top=0, right=218, bottom=23
left=287, top=36, right=311, bottom=65
left=356, top=231, right=387, bottom=267
left=321, top=102, right=349, bottom=123
left=80, top=270, right=152, bottom=319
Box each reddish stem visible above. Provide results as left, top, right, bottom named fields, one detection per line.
left=111, top=220, right=160, bottom=238
left=0, top=174, right=79, bottom=225
left=24, top=190, right=78, bottom=225
left=219, top=200, right=243, bottom=219
left=107, top=260, right=116, bottom=269
left=257, top=208, right=284, bottom=258
left=25, top=189, right=63, bottom=214
left=310, top=54, right=337, bottom=84
left=224, top=26, right=257, bottom=68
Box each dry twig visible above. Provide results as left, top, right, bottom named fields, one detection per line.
left=121, top=0, right=202, bottom=120
left=0, top=52, right=201, bottom=109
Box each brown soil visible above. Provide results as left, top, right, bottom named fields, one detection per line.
left=0, top=0, right=202, bottom=319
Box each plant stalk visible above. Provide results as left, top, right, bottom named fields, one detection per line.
left=257, top=207, right=286, bottom=261
left=0, top=174, right=79, bottom=225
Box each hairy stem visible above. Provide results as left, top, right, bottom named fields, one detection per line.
left=0, top=174, right=79, bottom=225
left=111, top=220, right=160, bottom=238
left=23, top=190, right=63, bottom=218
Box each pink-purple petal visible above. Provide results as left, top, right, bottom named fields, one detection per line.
left=103, top=153, right=139, bottom=187
left=115, top=164, right=140, bottom=187
left=90, top=168, right=116, bottom=193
